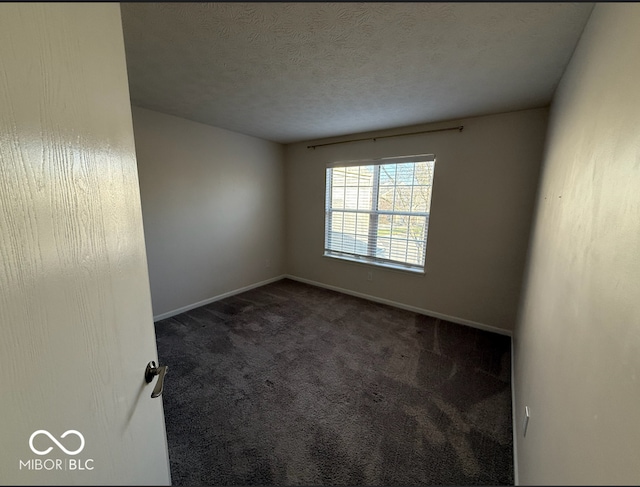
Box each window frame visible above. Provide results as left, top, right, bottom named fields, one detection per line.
left=324, top=154, right=436, bottom=274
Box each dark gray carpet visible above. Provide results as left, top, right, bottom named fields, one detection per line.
left=155, top=278, right=513, bottom=486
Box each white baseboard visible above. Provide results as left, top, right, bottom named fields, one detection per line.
left=152, top=275, right=287, bottom=322
left=154, top=273, right=514, bottom=339
left=511, top=337, right=519, bottom=485
left=284, top=274, right=512, bottom=337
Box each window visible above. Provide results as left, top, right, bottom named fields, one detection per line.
left=324, top=154, right=436, bottom=273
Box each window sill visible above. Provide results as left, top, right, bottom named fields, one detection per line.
left=323, top=252, right=426, bottom=276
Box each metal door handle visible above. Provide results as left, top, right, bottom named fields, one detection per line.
left=145, top=361, right=168, bottom=398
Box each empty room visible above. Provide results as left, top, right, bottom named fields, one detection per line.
left=1, top=2, right=640, bottom=486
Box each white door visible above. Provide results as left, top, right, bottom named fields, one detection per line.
left=0, top=4, right=171, bottom=485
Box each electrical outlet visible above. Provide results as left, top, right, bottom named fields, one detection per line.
left=367, top=271, right=373, bottom=281
left=523, top=406, right=530, bottom=437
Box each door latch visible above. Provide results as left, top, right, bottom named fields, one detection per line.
left=145, top=361, right=168, bottom=398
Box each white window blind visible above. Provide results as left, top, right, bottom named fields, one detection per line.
left=324, top=154, right=436, bottom=272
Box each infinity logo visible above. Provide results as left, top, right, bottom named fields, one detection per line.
left=29, top=430, right=85, bottom=456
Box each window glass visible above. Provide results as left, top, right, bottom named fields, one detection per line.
left=324, top=155, right=435, bottom=272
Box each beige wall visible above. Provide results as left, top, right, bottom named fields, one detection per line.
left=132, top=107, right=285, bottom=318
left=285, top=108, right=548, bottom=333
left=514, top=4, right=640, bottom=484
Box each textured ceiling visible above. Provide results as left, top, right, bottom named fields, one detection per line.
left=120, top=2, right=594, bottom=144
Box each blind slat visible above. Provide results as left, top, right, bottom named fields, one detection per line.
left=324, top=155, right=435, bottom=269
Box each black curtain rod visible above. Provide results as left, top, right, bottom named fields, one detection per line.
left=307, top=125, right=464, bottom=149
